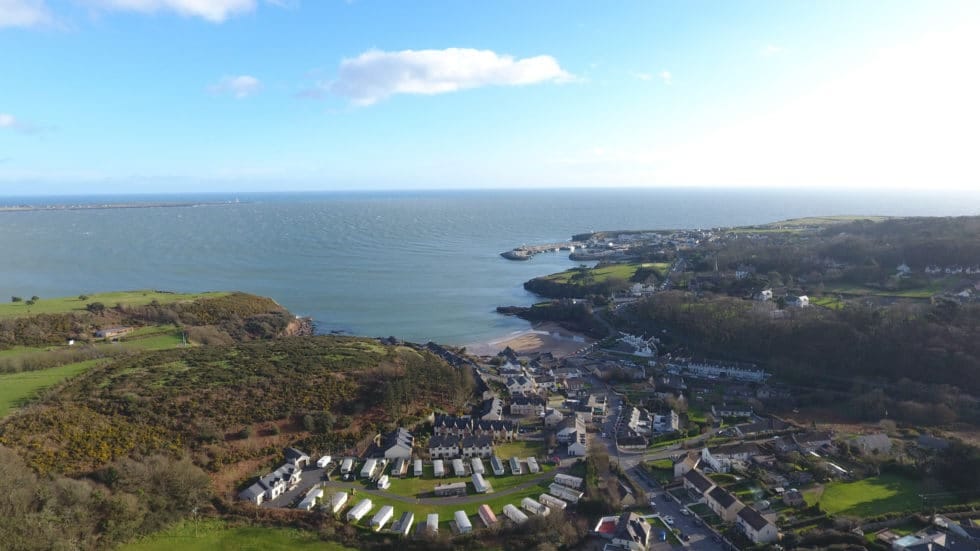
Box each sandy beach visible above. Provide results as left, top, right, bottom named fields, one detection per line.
left=466, top=321, right=593, bottom=358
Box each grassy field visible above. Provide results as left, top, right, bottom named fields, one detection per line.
left=543, top=263, right=640, bottom=285
left=804, top=474, right=944, bottom=517
left=376, top=462, right=550, bottom=498
left=810, top=296, right=845, bottom=310
left=493, top=440, right=546, bottom=459
left=0, top=290, right=229, bottom=319
left=123, top=520, right=355, bottom=551
left=822, top=280, right=949, bottom=299
left=0, top=359, right=102, bottom=418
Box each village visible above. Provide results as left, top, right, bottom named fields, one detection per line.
left=232, top=326, right=979, bottom=550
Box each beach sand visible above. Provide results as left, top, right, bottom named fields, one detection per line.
left=466, top=321, right=593, bottom=358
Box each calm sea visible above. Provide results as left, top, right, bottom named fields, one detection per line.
left=1, top=188, right=977, bottom=344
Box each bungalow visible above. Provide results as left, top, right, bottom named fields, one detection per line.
left=673, top=452, right=701, bottom=478
left=510, top=394, right=547, bottom=416
left=755, top=289, right=773, bottom=301
left=428, top=435, right=460, bottom=459
left=737, top=506, right=779, bottom=544
left=95, top=326, right=133, bottom=339
left=372, top=427, right=414, bottom=460
left=461, top=435, right=494, bottom=458
left=682, top=469, right=715, bottom=497
left=782, top=489, right=805, bottom=508
left=507, top=375, right=537, bottom=396
left=706, top=486, right=744, bottom=522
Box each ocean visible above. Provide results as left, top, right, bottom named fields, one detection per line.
left=1, top=188, right=977, bottom=345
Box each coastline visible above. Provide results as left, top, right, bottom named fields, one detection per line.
left=465, top=321, right=593, bottom=358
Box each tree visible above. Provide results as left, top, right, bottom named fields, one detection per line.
left=11, top=296, right=21, bottom=303
left=30, top=296, right=39, bottom=302
left=78, top=294, right=89, bottom=301
left=86, top=302, right=106, bottom=314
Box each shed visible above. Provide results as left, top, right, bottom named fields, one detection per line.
left=454, top=510, right=472, bottom=534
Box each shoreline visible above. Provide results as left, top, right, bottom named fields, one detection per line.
left=465, top=321, right=593, bottom=358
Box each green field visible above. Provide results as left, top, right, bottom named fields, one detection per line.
left=382, top=462, right=551, bottom=498
left=810, top=296, right=844, bottom=310
left=0, top=359, right=102, bottom=418
left=493, top=440, right=546, bottom=459
left=543, top=263, right=641, bottom=285
left=0, top=290, right=229, bottom=319
left=822, top=280, right=949, bottom=299
left=123, top=520, right=355, bottom=551
left=804, top=474, right=946, bottom=517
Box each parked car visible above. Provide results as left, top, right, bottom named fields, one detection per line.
left=664, top=516, right=674, bottom=525
left=681, top=508, right=691, bottom=516
left=659, top=531, right=667, bottom=542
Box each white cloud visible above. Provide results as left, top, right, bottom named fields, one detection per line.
left=209, top=75, right=262, bottom=98
left=83, top=0, right=261, bottom=22
left=0, top=0, right=52, bottom=28
left=660, top=70, right=672, bottom=85
left=0, top=113, right=38, bottom=133
left=760, top=44, right=784, bottom=57
left=323, top=47, right=572, bottom=105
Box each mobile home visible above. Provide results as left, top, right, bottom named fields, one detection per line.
left=426, top=513, right=439, bottom=534
left=393, top=511, right=414, bottom=536
left=502, top=504, right=529, bottom=525
left=539, top=493, right=568, bottom=511
left=526, top=457, right=540, bottom=474
left=454, top=510, right=472, bottom=534
left=377, top=474, right=390, bottom=490
left=472, top=472, right=492, bottom=494
left=371, top=505, right=394, bottom=531
left=451, top=458, right=466, bottom=477
left=347, top=498, right=373, bottom=522
left=361, top=458, right=379, bottom=479
left=509, top=456, right=523, bottom=475
left=413, top=459, right=423, bottom=477
left=340, top=458, right=354, bottom=475
left=329, top=492, right=348, bottom=514
left=554, top=473, right=584, bottom=489
left=490, top=455, right=505, bottom=476
left=316, top=455, right=332, bottom=468
left=478, top=504, right=498, bottom=527
left=548, top=483, right=584, bottom=503
left=432, top=459, right=445, bottom=478
left=521, top=497, right=550, bottom=517
left=471, top=457, right=485, bottom=475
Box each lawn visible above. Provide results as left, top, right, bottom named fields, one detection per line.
left=122, top=519, right=355, bottom=551
left=378, top=463, right=548, bottom=498
left=493, top=440, right=546, bottom=459
left=822, top=280, right=949, bottom=299
left=804, top=474, right=938, bottom=517
left=0, top=359, right=103, bottom=418
left=0, top=290, right=229, bottom=319
left=543, top=263, right=640, bottom=285
left=810, top=296, right=844, bottom=310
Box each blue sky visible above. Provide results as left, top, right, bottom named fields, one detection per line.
left=1, top=0, right=979, bottom=194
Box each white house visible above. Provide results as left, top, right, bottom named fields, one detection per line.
left=737, top=506, right=779, bottom=544
left=461, top=435, right=494, bottom=458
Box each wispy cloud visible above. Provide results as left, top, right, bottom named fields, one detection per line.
left=81, top=0, right=278, bottom=23
left=0, top=0, right=52, bottom=28
left=660, top=70, right=672, bottom=85
left=0, top=113, right=40, bottom=134
left=314, top=48, right=573, bottom=106
left=208, top=75, right=262, bottom=98
left=760, top=44, right=784, bottom=57
left=631, top=72, right=653, bottom=81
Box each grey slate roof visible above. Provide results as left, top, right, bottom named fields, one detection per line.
left=684, top=469, right=715, bottom=494
left=737, top=506, right=771, bottom=531
left=708, top=486, right=739, bottom=509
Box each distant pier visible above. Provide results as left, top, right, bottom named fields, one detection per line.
left=500, top=241, right=585, bottom=261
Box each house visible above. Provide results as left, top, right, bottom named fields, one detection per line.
left=616, top=480, right=637, bottom=508
left=510, top=394, right=547, bottom=416
left=544, top=408, right=565, bottom=427
left=706, top=486, right=744, bottom=522
left=237, top=458, right=304, bottom=505
left=462, top=435, right=493, bottom=458
left=564, top=377, right=588, bottom=397
left=534, top=375, right=559, bottom=392
left=711, top=402, right=754, bottom=419
left=853, top=433, right=892, bottom=456
left=284, top=447, right=311, bottom=468
left=434, top=482, right=467, bottom=497
left=755, top=289, right=773, bottom=301
left=557, top=414, right=586, bottom=444
left=701, top=443, right=762, bottom=473
left=652, top=374, right=687, bottom=398
left=372, top=428, right=414, bottom=460
left=596, top=512, right=652, bottom=551
left=428, top=435, right=460, bottom=459
left=682, top=469, right=715, bottom=497
left=506, top=375, right=537, bottom=396
left=793, top=430, right=834, bottom=453
left=475, top=397, right=504, bottom=421
left=782, top=489, right=805, bottom=508
left=786, top=295, right=810, bottom=308
left=567, top=433, right=588, bottom=457
left=473, top=419, right=516, bottom=441
left=673, top=452, right=701, bottom=478
left=433, top=414, right=473, bottom=437
left=737, top=506, right=779, bottom=544
left=652, top=410, right=680, bottom=433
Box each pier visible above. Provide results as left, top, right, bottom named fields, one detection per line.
left=500, top=241, right=586, bottom=261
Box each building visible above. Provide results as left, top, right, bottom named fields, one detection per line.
left=95, top=326, right=133, bottom=339
left=490, top=455, right=505, bottom=476
left=413, top=458, right=423, bottom=477
left=478, top=504, right=498, bottom=527
left=392, top=511, right=414, bottom=536
left=471, top=457, right=485, bottom=474
left=372, top=428, right=414, bottom=460
left=432, top=459, right=445, bottom=478
left=673, top=452, right=701, bottom=478
left=557, top=414, right=586, bottom=444
left=284, top=447, right=310, bottom=468
left=527, top=456, right=540, bottom=474
left=503, top=504, right=529, bottom=525
left=594, top=512, right=652, bottom=551
left=451, top=458, right=466, bottom=477
left=786, top=295, right=810, bottom=308
left=434, top=482, right=468, bottom=497
left=701, top=443, right=762, bottom=473
left=711, top=402, right=754, bottom=419
left=682, top=469, right=715, bottom=497
left=428, top=434, right=461, bottom=459
left=360, top=458, right=380, bottom=479
left=510, top=394, right=547, bottom=416
left=237, top=458, right=304, bottom=505
left=616, top=480, right=637, bottom=508
left=472, top=472, right=492, bottom=494
left=391, top=457, right=409, bottom=478
left=544, top=408, right=565, bottom=427
left=347, top=498, right=373, bottom=522
left=454, top=510, right=472, bottom=534
left=462, top=435, right=493, bottom=458
left=652, top=409, right=680, bottom=433
left=793, top=430, right=834, bottom=453
left=669, top=359, right=768, bottom=383
left=433, top=415, right=515, bottom=441
left=853, top=433, right=893, bottom=456
left=549, top=483, right=583, bottom=503
left=371, top=505, right=394, bottom=531
left=510, top=456, right=523, bottom=475
left=522, top=497, right=550, bottom=516
left=426, top=513, right=439, bottom=534
left=539, top=493, right=568, bottom=511
left=328, top=492, right=348, bottom=514
left=737, top=506, right=779, bottom=544
left=706, top=486, right=744, bottom=522
left=506, top=375, right=537, bottom=396
left=316, top=455, right=331, bottom=468
left=554, top=473, right=584, bottom=489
